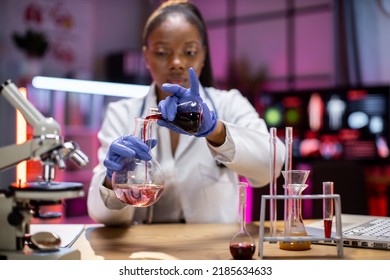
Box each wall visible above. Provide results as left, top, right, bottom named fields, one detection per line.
left=0, top=0, right=93, bottom=81
left=355, top=0, right=390, bottom=85
left=2, top=0, right=389, bottom=87
left=93, top=0, right=148, bottom=80
left=193, top=0, right=390, bottom=90
left=194, top=0, right=334, bottom=91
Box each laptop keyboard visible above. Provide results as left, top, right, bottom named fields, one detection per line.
left=344, top=219, right=390, bottom=238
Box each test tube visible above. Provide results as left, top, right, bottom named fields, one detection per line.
left=284, top=127, right=293, bottom=181
left=323, top=181, right=334, bottom=238
left=284, top=127, right=293, bottom=226
left=269, top=127, right=277, bottom=238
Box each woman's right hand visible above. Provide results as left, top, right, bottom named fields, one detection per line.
left=103, top=135, right=157, bottom=180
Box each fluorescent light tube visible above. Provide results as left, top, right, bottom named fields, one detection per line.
left=32, top=76, right=149, bottom=98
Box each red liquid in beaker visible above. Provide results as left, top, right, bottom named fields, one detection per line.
left=146, top=112, right=202, bottom=134
left=229, top=243, right=256, bottom=260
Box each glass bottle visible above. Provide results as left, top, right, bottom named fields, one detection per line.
left=111, top=117, right=165, bottom=207
left=229, top=182, right=256, bottom=260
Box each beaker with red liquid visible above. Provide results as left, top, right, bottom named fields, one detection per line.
left=148, top=100, right=203, bottom=134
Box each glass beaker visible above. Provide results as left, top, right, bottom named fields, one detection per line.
left=229, top=182, right=256, bottom=260
left=279, top=170, right=311, bottom=251
left=111, top=117, right=165, bottom=207
left=148, top=100, right=203, bottom=134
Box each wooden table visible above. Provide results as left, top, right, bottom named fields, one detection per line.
left=70, top=222, right=390, bottom=260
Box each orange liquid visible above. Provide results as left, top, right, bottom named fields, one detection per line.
left=279, top=232, right=311, bottom=251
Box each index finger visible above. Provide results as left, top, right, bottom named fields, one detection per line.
left=189, top=67, right=200, bottom=97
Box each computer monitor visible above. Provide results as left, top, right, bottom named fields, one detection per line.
left=258, top=85, right=390, bottom=162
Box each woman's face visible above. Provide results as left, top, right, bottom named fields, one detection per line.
left=143, top=13, right=206, bottom=97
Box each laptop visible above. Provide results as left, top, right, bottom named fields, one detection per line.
left=306, top=214, right=390, bottom=250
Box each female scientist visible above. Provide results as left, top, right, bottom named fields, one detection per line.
left=87, top=0, right=285, bottom=226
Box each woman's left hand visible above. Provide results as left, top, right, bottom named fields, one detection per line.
left=159, top=67, right=217, bottom=137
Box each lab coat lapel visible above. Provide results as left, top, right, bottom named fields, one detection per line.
left=174, top=134, right=196, bottom=160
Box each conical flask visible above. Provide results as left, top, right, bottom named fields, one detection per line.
left=111, top=117, right=165, bottom=207
left=279, top=170, right=311, bottom=251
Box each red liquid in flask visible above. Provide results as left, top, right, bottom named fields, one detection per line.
left=113, top=183, right=165, bottom=207
left=229, top=243, right=256, bottom=260
left=146, top=112, right=202, bottom=134
left=324, top=219, right=333, bottom=238
left=112, top=117, right=165, bottom=207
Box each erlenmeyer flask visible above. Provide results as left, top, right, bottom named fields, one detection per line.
left=229, top=182, right=256, bottom=260
left=111, top=117, right=165, bottom=207
left=148, top=100, right=203, bottom=134
left=279, top=170, right=311, bottom=251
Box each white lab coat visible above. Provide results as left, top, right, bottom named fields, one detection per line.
left=87, top=84, right=285, bottom=226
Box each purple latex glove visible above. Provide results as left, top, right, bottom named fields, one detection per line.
left=159, top=67, right=217, bottom=137
left=104, top=135, right=157, bottom=179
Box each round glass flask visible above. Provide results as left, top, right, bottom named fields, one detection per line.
left=112, top=117, right=165, bottom=207
left=229, top=182, right=256, bottom=260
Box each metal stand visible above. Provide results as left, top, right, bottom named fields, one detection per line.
left=258, top=194, right=343, bottom=259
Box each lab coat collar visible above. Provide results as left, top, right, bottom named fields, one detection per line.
left=141, top=84, right=158, bottom=117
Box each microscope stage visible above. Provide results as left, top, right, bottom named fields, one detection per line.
left=7, top=181, right=84, bottom=200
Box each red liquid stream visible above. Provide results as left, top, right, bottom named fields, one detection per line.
left=229, top=243, right=256, bottom=260
left=141, top=119, right=150, bottom=185
left=324, top=219, right=333, bottom=238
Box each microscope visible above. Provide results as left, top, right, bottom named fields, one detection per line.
left=0, top=80, right=89, bottom=259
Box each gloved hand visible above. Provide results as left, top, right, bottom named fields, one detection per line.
left=104, top=135, right=157, bottom=179
left=159, top=67, right=217, bottom=137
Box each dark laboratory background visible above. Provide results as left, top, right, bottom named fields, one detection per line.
left=1, top=0, right=390, bottom=222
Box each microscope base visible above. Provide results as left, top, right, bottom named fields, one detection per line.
left=0, top=247, right=81, bottom=260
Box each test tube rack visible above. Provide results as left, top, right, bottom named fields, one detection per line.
left=258, top=193, right=343, bottom=259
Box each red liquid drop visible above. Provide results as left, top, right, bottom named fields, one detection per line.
left=324, top=219, right=333, bottom=238
left=146, top=112, right=202, bottom=134
left=229, top=243, right=256, bottom=260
